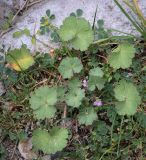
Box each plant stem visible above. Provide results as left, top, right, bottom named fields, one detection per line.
left=110, top=113, right=116, bottom=145
left=110, top=28, right=136, bottom=37
left=92, top=4, right=98, bottom=40
left=133, top=0, right=146, bottom=23
left=117, top=116, right=124, bottom=157
left=114, top=0, right=143, bottom=35
left=99, top=145, right=115, bottom=160
left=93, top=35, right=135, bottom=45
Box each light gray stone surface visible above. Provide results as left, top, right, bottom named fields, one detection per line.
left=2, top=0, right=25, bottom=7
left=0, top=0, right=146, bottom=53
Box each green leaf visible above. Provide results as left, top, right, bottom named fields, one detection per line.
left=46, top=9, right=50, bottom=17
left=88, top=76, right=105, bottom=91
left=29, top=86, right=57, bottom=119
left=57, top=86, right=66, bottom=101
left=88, top=67, right=105, bottom=91
left=76, top=9, right=83, bottom=17
left=32, top=129, right=50, bottom=154
left=40, top=17, right=46, bottom=23
left=58, top=16, right=93, bottom=51
left=65, top=88, right=85, bottom=108
left=96, top=28, right=109, bottom=39
left=96, top=121, right=109, bottom=136
left=50, top=31, right=60, bottom=42
left=40, top=26, right=46, bottom=35
left=13, top=31, right=23, bottom=38
left=135, top=112, right=146, bottom=128
left=68, top=77, right=81, bottom=90
left=97, top=19, right=104, bottom=28
left=13, top=29, right=30, bottom=38
left=114, top=80, right=141, bottom=115
left=58, top=17, right=77, bottom=41
left=78, top=107, right=97, bottom=125
left=108, top=43, right=136, bottom=69
left=89, top=67, right=104, bottom=77
left=58, top=57, right=83, bottom=79
left=31, top=35, right=36, bottom=45
left=6, top=45, right=34, bottom=71
left=48, top=127, right=68, bottom=154
left=70, top=12, right=76, bottom=17
left=32, top=127, right=68, bottom=154
left=23, top=28, right=30, bottom=36
left=50, top=14, right=55, bottom=20
left=46, top=27, right=50, bottom=33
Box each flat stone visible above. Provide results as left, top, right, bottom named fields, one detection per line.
left=2, top=0, right=13, bottom=6
left=2, top=0, right=25, bottom=8
left=0, top=0, right=146, bottom=53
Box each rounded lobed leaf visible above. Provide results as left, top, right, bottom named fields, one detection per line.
left=68, top=77, right=81, bottom=90
left=89, top=67, right=104, bottom=77
left=114, top=80, right=141, bottom=115
left=88, top=67, right=105, bottom=91
left=58, top=57, right=83, bottom=79
left=108, top=43, right=136, bottom=69
left=48, top=127, right=68, bottom=154
left=32, top=127, right=68, bottom=154
left=65, top=88, right=85, bottom=108
left=32, top=129, right=50, bottom=154
left=78, top=107, right=97, bottom=125
left=88, top=76, right=105, bottom=91
left=29, top=86, right=57, bottom=119
left=6, top=46, right=34, bottom=71
left=58, top=16, right=93, bottom=51
left=58, top=16, right=77, bottom=41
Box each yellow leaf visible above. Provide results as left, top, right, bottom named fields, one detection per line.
left=6, top=46, right=35, bottom=72
left=10, top=63, right=21, bottom=71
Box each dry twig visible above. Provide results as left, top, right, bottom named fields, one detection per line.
left=27, top=0, right=43, bottom=7
left=12, top=0, right=29, bottom=23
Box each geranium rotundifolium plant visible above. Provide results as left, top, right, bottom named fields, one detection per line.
left=1, top=8, right=145, bottom=160
left=114, top=80, right=141, bottom=115
left=58, top=57, right=83, bottom=79
left=58, top=16, right=94, bottom=51
left=108, top=43, right=136, bottom=69
left=29, top=86, right=57, bottom=119
left=32, top=127, right=68, bottom=154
